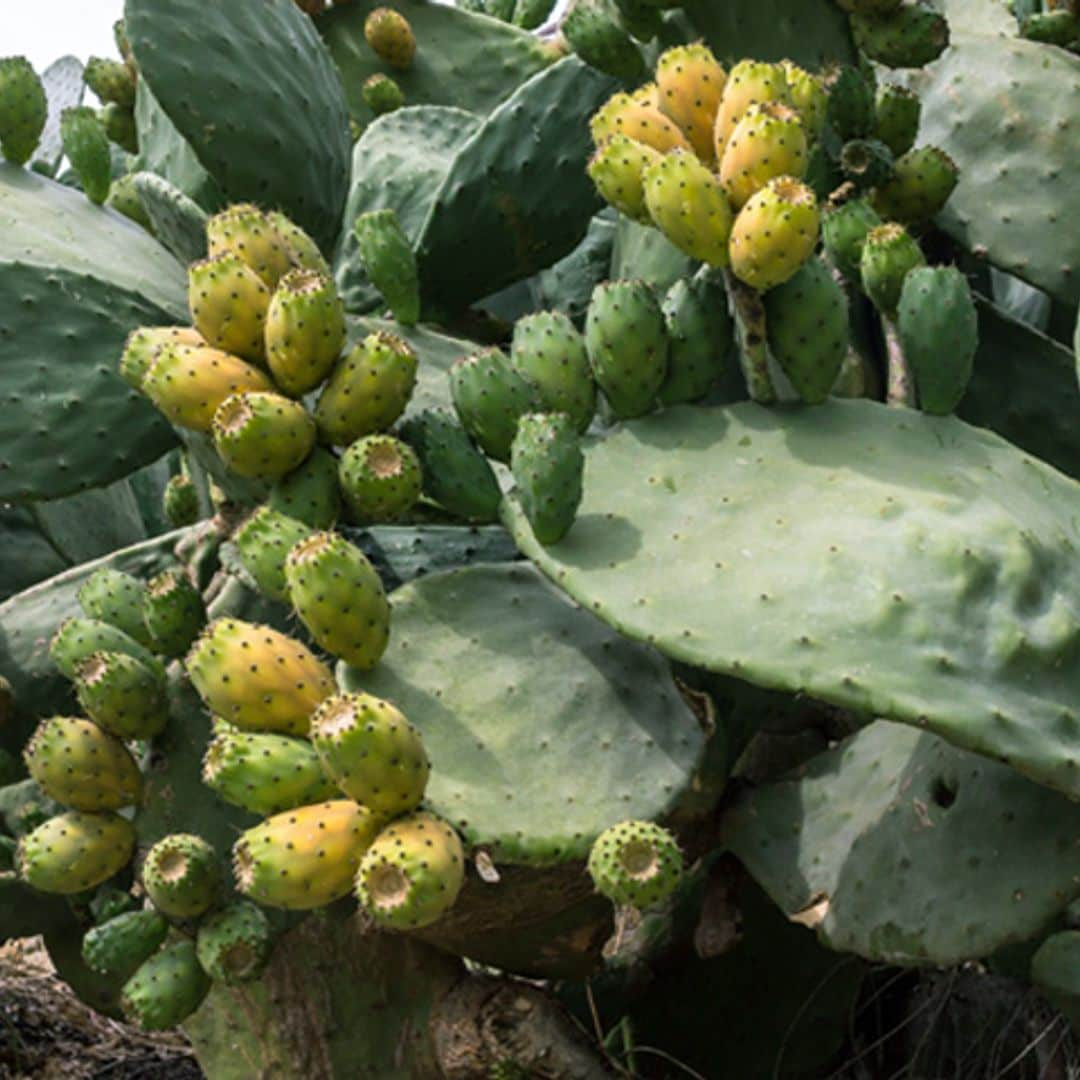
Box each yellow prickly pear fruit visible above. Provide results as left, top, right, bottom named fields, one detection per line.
left=17, top=811, right=136, bottom=895
left=655, top=44, right=726, bottom=164
left=643, top=149, right=733, bottom=267
left=713, top=59, right=792, bottom=160
left=729, top=176, right=820, bottom=291
left=264, top=269, right=347, bottom=398
left=719, top=102, right=808, bottom=210
left=206, top=203, right=294, bottom=289
left=781, top=60, right=827, bottom=142
left=587, top=133, right=661, bottom=223
left=364, top=8, right=417, bottom=70
left=119, top=326, right=204, bottom=390
left=188, top=253, right=272, bottom=365
left=211, top=391, right=317, bottom=481
left=590, top=91, right=691, bottom=155
left=266, top=211, right=332, bottom=278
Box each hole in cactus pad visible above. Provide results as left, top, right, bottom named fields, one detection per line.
left=930, top=776, right=957, bottom=809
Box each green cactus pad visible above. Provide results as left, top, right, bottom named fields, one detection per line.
left=353, top=209, right=421, bottom=326
left=0, top=57, right=47, bottom=165
left=196, top=900, right=273, bottom=985
left=587, top=820, right=683, bottom=909
left=17, top=810, right=136, bottom=895
left=1031, top=932, right=1080, bottom=1029
left=121, top=939, right=210, bottom=1030
left=723, top=722, right=1080, bottom=964
left=82, top=909, right=169, bottom=979
left=74, top=651, right=169, bottom=740
left=131, top=171, right=208, bottom=267
left=503, top=400, right=1080, bottom=800
left=141, top=833, right=221, bottom=920
left=339, top=563, right=710, bottom=866
left=33, top=56, right=85, bottom=176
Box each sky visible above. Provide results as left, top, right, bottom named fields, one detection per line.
left=9, top=0, right=125, bottom=72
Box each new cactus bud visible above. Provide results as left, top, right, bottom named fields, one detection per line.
left=364, top=8, right=417, bottom=70
left=23, top=716, right=142, bottom=812
left=450, top=347, right=543, bottom=462
left=234, top=800, right=382, bottom=910
left=17, top=811, right=136, bottom=895
left=78, top=569, right=153, bottom=649
left=284, top=532, right=391, bottom=670
left=643, top=150, right=733, bottom=267
left=585, top=279, right=669, bottom=419
left=143, top=569, right=206, bottom=658
left=233, top=506, right=314, bottom=602
left=588, top=820, right=683, bottom=908
left=310, top=692, right=430, bottom=816
left=141, top=833, right=221, bottom=920
left=850, top=7, right=950, bottom=68
left=185, top=618, right=335, bottom=736
left=713, top=60, right=791, bottom=160
left=211, top=391, right=317, bottom=481
left=860, top=222, right=926, bottom=316
left=355, top=812, right=465, bottom=930
left=781, top=60, right=827, bottom=142
left=268, top=447, right=341, bottom=528
left=206, top=203, right=293, bottom=289
left=338, top=435, right=423, bottom=523
left=75, top=652, right=169, bottom=740
left=822, top=197, right=882, bottom=281
left=659, top=269, right=734, bottom=406
left=840, top=138, right=894, bottom=192
left=119, top=326, right=204, bottom=390
left=163, top=473, right=200, bottom=528
left=267, top=211, right=332, bottom=278
left=826, top=66, right=875, bottom=142
left=49, top=616, right=163, bottom=683
left=655, top=44, right=726, bottom=163
left=83, top=57, right=135, bottom=107
left=563, top=0, right=646, bottom=82
left=728, top=176, right=820, bottom=292
left=82, top=909, right=169, bottom=979
left=0, top=57, right=47, bottom=165
left=362, top=72, right=405, bottom=116
left=264, top=268, right=347, bottom=397
left=315, top=331, right=418, bottom=445
left=353, top=209, right=421, bottom=326
left=511, top=413, right=584, bottom=546
left=121, top=940, right=210, bottom=1031
left=101, top=103, right=138, bottom=154
left=188, top=254, right=271, bottom=364
left=510, top=311, right=597, bottom=433
left=587, top=133, right=661, bottom=224
left=720, top=102, right=808, bottom=210
left=196, top=901, right=273, bottom=985
left=60, top=107, right=111, bottom=204
left=874, top=83, right=920, bottom=157
left=590, top=91, right=691, bottom=155
left=871, top=146, right=959, bottom=224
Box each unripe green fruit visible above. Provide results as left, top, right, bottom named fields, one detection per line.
left=871, top=146, right=959, bottom=224
left=860, top=222, right=926, bottom=316
left=0, top=57, right=47, bottom=165
left=659, top=269, right=734, bottom=406
left=162, top=474, right=200, bottom=528
left=17, top=811, right=136, bottom=895
left=338, top=435, right=423, bottom=523
left=450, top=347, right=543, bottom=462
left=141, top=833, right=221, bottom=920
left=50, top=616, right=164, bottom=682
left=826, top=65, right=875, bottom=141
left=196, top=901, right=273, bottom=984
left=83, top=909, right=169, bottom=979
left=121, top=940, right=210, bottom=1030
left=84, top=57, right=136, bottom=107
left=840, top=137, right=894, bottom=192
left=510, top=412, right=584, bottom=546
left=78, top=568, right=153, bottom=649
left=587, top=820, right=683, bottom=908
left=75, top=651, right=169, bottom=739
left=822, top=197, right=882, bottom=281
left=211, top=391, right=317, bottom=481
left=354, top=209, right=421, bottom=326
left=850, top=7, right=950, bottom=68
left=143, top=569, right=206, bottom=658
left=563, top=0, right=647, bottom=82
left=101, top=104, right=138, bottom=154
left=874, top=83, right=920, bottom=157
left=362, top=73, right=405, bottom=115
left=267, top=446, right=341, bottom=528
left=60, top=107, right=111, bottom=205
left=233, top=506, right=314, bottom=602
left=510, top=311, right=597, bottom=433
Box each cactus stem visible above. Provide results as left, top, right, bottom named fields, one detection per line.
left=724, top=271, right=777, bottom=404
left=883, top=317, right=915, bottom=408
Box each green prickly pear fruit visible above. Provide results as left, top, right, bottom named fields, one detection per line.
left=101, top=104, right=138, bottom=154
left=185, top=618, right=335, bottom=736
left=729, top=176, right=820, bottom=292
left=119, top=326, right=204, bottom=390
left=860, top=222, right=926, bottom=316
left=310, top=692, right=430, bottom=816
left=514, top=0, right=558, bottom=29
left=825, top=66, right=875, bottom=141
left=1020, top=10, right=1080, bottom=45
left=398, top=409, right=502, bottom=523
left=106, top=175, right=149, bottom=229
left=871, top=146, right=958, bottom=224
left=121, top=940, right=210, bottom=1030
left=840, top=137, right=894, bottom=191
left=266, top=211, right=332, bottom=278
left=82, top=909, right=169, bottom=979
left=897, top=265, right=978, bottom=415
left=781, top=60, right=827, bottom=142
left=315, top=332, right=418, bottom=446
left=163, top=473, right=200, bottom=528
left=143, top=569, right=206, bottom=658
left=587, top=820, right=683, bottom=908
left=353, top=209, right=421, bottom=326
left=264, top=268, right=347, bottom=397
left=196, top=900, right=273, bottom=985
left=510, top=413, right=584, bottom=546
left=234, top=506, right=314, bottom=602
left=450, top=347, right=543, bottom=462
left=655, top=44, right=726, bottom=163
left=59, top=107, right=111, bottom=204
left=713, top=60, right=791, bottom=160
left=643, top=150, right=734, bottom=267
left=850, top=7, right=950, bottom=68
left=563, top=0, right=646, bottom=82
left=143, top=344, right=273, bottom=434
left=202, top=725, right=338, bottom=816
left=587, top=133, right=661, bottom=224
left=590, top=90, right=691, bottom=155
left=821, top=197, right=882, bottom=280
left=719, top=102, right=808, bottom=210
left=74, top=651, right=169, bottom=740
left=83, top=56, right=135, bottom=107
left=338, top=435, right=423, bottom=523
left=141, top=833, right=221, bottom=920
left=362, top=72, right=405, bottom=115
left=234, top=799, right=383, bottom=910
left=356, top=812, right=465, bottom=930
left=510, top=311, right=597, bottom=433
left=585, top=279, right=669, bottom=418
left=612, top=0, right=663, bottom=40
left=49, top=616, right=164, bottom=682
left=284, top=532, right=391, bottom=670
left=659, top=269, right=734, bottom=406
left=211, top=391, right=317, bottom=481
left=17, top=810, right=136, bottom=895
left=206, top=203, right=293, bottom=289
left=874, top=83, right=920, bottom=157
left=802, top=141, right=843, bottom=202
left=364, top=8, right=417, bottom=70
left=764, top=256, right=850, bottom=405
left=0, top=57, right=47, bottom=165
left=90, top=886, right=139, bottom=925
left=188, top=254, right=272, bottom=365
left=23, top=716, right=142, bottom=811
left=267, top=447, right=341, bottom=528
left=78, top=568, right=153, bottom=649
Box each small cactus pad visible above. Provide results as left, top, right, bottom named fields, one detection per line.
left=141, top=833, right=221, bottom=920
left=17, top=811, right=136, bottom=895
left=121, top=940, right=210, bottom=1030
left=587, top=820, right=683, bottom=909
left=510, top=412, right=585, bottom=546
left=82, top=909, right=169, bottom=979
left=196, top=900, right=273, bottom=984
left=0, top=57, right=47, bottom=165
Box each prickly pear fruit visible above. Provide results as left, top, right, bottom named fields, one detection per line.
left=659, top=269, right=734, bottom=406
left=822, top=197, right=882, bottom=281
left=720, top=102, right=808, bottom=210
left=655, top=44, right=726, bottom=163
left=364, top=8, right=417, bottom=70
left=398, top=409, right=502, bottom=523
left=611, top=0, right=663, bottom=39
left=90, top=887, right=139, bottom=926
left=119, top=326, right=204, bottom=390
left=563, top=0, right=646, bottom=82
left=643, top=150, right=734, bottom=267
left=840, top=137, right=894, bottom=192
left=355, top=811, right=465, bottom=930
left=897, top=266, right=978, bottom=415
left=514, top=0, right=558, bottom=29
left=850, top=7, right=950, bottom=68
left=264, top=269, right=346, bottom=398
left=585, top=279, right=669, bottom=418
left=315, top=332, right=418, bottom=446
left=1020, top=10, right=1080, bottom=44
left=764, top=256, right=849, bottom=405
left=590, top=91, right=691, bottom=155
left=871, top=146, right=958, bottom=224
left=185, top=618, right=335, bottom=736
left=78, top=569, right=153, bottom=650
left=163, top=473, right=199, bottom=527
left=17, top=811, right=136, bottom=894
left=211, top=391, right=316, bottom=480
left=206, top=203, right=293, bottom=289
left=510, top=312, right=597, bottom=433
left=267, top=447, right=341, bottom=528
left=121, top=940, right=210, bottom=1030
left=587, top=820, right=683, bottom=908
left=450, top=347, right=542, bottom=462
left=142, top=569, right=205, bottom=658
left=196, top=900, right=272, bottom=984
left=188, top=254, right=271, bottom=364
left=826, top=66, right=875, bottom=141
left=267, top=211, right=331, bottom=278
left=860, top=222, right=926, bottom=316
left=587, top=133, right=661, bottom=224
left=310, top=693, right=430, bottom=816
left=338, top=435, right=423, bottom=523
left=781, top=60, right=827, bottom=142
left=142, top=834, right=221, bottom=920
left=24, top=716, right=142, bottom=811
left=0, top=57, right=47, bottom=165
left=75, top=652, right=169, bottom=740
left=234, top=506, right=313, bottom=602
left=60, top=107, right=111, bottom=204
left=511, top=412, right=585, bottom=546
left=83, top=57, right=135, bottom=107
left=874, top=83, right=920, bottom=157
left=143, top=345, right=273, bottom=434
left=50, top=616, right=164, bottom=682
left=113, top=19, right=134, bottom=66
left=362, top=72, right=405, bottom=115
left=83, top=909, right=169, bottom=979
left=284, top=532, right=391, bottom=670
left=713, top=60, right=791, bottom=159
left=234, top=800, right=382, bottom=910
left=101, top=103, right=138, bottom=154
left=729, top=176, right=820, bottom=292
left=353, top=209, right=421, bottom=326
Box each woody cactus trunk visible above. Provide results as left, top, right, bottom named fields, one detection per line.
left=0, top=0, right=1078, bottom=1075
